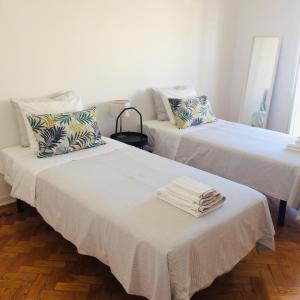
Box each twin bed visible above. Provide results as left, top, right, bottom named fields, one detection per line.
left=0, top=136, right=275, bottom=300
left=143, top=119, right=300, bottom=226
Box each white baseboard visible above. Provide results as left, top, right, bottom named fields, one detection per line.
left=0, top=195, right=15, bottom=206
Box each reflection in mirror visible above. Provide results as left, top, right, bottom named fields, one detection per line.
left=239, top=37, right=281, bottom=128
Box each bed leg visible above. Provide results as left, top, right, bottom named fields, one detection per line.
left=16, top=199, right=24, bottom=213
left=277, top=200, right=287, bottom=227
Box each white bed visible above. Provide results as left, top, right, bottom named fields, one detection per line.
left=143, top=119, right=300, bottom=225
left=0, top=137, right=275, bottom=300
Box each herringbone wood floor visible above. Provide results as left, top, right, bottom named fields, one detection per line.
left=0, top=199, right=299, bottom=300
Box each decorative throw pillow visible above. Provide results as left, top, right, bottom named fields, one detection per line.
left=168, top=96, right=216, bottom=129
left=27, top=107, right=105, bottom=158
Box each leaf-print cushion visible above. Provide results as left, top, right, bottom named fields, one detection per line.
left=27, top=107, right=105, bottom=158
left=168, top=96, right=216, bottom=129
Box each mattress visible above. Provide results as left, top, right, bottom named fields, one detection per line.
left=0, top=139, right=275, bottom=300
left=143, top=119, right=300, bottom=220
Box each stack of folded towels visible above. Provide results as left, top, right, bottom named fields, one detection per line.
left=157, top=176, right=225, bottom=217
left=287, top=137, right=300, bottom=152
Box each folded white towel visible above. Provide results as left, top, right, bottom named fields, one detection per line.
left=160, top=185, right=219, bottom=206
left=157, top=176, right=226, bottom=217
left=157, top=190, right=201, bottom=211
left=158, top=189, right=225, bottom=210
left=197, top=194, right=225, bottom=212
left=173, top=176, right=215, bottom=198
left=168, top=184, right=216, bottom=201
left=158, top=193, right=224, bottom=217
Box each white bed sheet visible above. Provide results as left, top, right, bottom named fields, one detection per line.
left=144, top=120, right=300, bottom=220
left=0, top=140, right=275, bottom=300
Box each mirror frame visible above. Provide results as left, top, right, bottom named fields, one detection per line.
left=238, top=36, right=282, bottom=128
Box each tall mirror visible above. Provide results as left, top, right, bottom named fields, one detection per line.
left=239, top=37, right=281, bottom=128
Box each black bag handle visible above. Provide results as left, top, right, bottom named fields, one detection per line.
left=115, top=107, right=143, bottom=135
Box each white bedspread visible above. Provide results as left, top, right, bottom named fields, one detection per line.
left=0, top=140, right=275, bottom=300
left=144, top=120, right=300, bottom=220
left=0, top=137, right=127, bottom=206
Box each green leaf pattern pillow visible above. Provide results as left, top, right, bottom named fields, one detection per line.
left=27, top=107, right=105, bottom=158
left=168, top=96, right=216, bottom=129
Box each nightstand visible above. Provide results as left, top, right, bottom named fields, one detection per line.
left=110, top=107, right=148, bottom=149
left=111, top=132, right=148, bottom=149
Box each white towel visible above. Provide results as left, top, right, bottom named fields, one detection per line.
left=157, top=190, right=201, bottom=211
left=169, top=183, right=216, bottom=200
left=160, top=185, right=219, bottom=206
left=173, top=176, right=215, bottom=198
left=158, top=193, right=224, bottom=217
left=157, top=176, right=226, bottom=217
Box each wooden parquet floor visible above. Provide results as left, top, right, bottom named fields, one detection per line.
left=0, top=199, right=300, bottom=300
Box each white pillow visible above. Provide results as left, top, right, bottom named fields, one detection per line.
left=154, top=86, right=197, bottom=124
left=18, top=96, right=83, bottom=153
left=152, top=89, right=169, bottom=121
left=11, top=90, right=75, bottom=146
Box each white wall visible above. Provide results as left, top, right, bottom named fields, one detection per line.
left=0, top=0, right=203, bottom=111
left=198, top=0, right=239, bottom=118
left=0, top=0, right=241, bottom=128
left=228, top=0, right=300, bottom=133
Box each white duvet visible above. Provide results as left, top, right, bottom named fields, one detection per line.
left=0, top=139, right=275, bottom=300
left=144, top=119, right=300, bottom=221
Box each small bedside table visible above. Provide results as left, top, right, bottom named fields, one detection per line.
left=110, top=107, right=148, bottom=149
left=111, top=132, right=148, bottom=149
